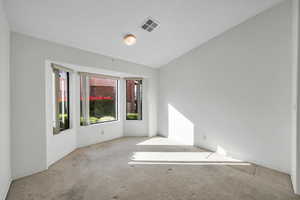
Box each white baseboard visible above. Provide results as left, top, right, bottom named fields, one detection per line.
left=12, top=167, right=46, bottom=181
left=195, top=142, right=289, bottom=174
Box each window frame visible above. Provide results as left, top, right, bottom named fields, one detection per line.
left=80, top=73, right=119, bottom=126
left=125, top=79, right=143, bottom=121
left=52, top=65, right=71, bottom=135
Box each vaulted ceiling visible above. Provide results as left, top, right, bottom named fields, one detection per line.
left=4, top=0, right=284, bottom=67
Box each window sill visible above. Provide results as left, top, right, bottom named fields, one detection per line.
left=80, top=120, right=120, bottom=127
left=53, top=128, right=73, bottom=136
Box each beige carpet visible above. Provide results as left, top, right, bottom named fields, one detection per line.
left=7, top=137, right=299, bottom=200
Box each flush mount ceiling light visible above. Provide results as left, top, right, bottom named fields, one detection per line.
left=123, top=34, right=136, bottom=46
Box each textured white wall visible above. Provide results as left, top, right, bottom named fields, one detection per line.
left=0, top=0, right=11, bottom=199
left=159, top=1, right=292, bottom=173
left=291, top=0, right=300, bottom=194
left=10, top=32, right=158, bottom=179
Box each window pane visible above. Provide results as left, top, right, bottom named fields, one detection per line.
left=53, top=69, right=70, bottom=134
left=126, top=80, right=142, bottom=120
left=89, top=76, right=117, bottom=124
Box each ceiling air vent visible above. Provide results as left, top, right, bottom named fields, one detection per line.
left=141, top=17, right=159, bottom=32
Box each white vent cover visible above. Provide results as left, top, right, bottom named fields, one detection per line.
left=141, top=17, right=159, bottom=32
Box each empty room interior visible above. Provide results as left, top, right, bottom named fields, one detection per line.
left=3, top=0, right=300, bottom=199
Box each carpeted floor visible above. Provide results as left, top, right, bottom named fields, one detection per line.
left=6, top=137, right=300, bottom=200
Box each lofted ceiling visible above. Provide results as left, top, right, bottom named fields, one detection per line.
left=4, top=0, right=284, bottom=67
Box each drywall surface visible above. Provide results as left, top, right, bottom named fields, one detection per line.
left=0, top=0, right=11, bottom=199
left=291, top=0, right=300, bottom=194
left=159, top=1, right=292, bottom=173
left=77, top=121, right=123, bottom=147
left=10, top=32, right=158, bottom=179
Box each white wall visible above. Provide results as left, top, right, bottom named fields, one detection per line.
left=291, top=0, right=300, bottom=194
left=0, top=0, right=11, bottom=199
left=0, top=1, right=11, bottom=199
left=159, top=1, right=292, bottom=173
left=10, top=32, right=158, bottom=179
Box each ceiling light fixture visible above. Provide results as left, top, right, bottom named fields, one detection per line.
left=123, top=34, right=136, bottom=46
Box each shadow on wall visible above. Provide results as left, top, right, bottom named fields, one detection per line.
left=167, top=104, right=194, bottom=145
